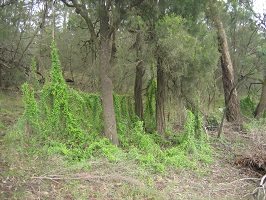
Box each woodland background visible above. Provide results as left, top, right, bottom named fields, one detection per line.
left=0, top=0, right=266, bottom=199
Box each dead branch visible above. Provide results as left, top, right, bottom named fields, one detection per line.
left=31, top=173, right=140, bottom=186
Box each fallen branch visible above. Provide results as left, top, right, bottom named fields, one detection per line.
left=31, top=173, right=140, bottom=186
left=260, top=174, right=266, bottom=186
left=227, top=177, right=261, bottom=185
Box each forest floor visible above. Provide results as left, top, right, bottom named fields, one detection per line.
left=0, top=90, right=265, bottom=200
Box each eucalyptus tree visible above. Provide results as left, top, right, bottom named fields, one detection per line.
left=60, top=0, right=145, bottom=145
left=214, top=0, right=266, bottom=119
left=208, top=0, right=243, bottom=125
left=255, top=66, right=266, bottom=118
left=254, top=16, right=266, bottom=118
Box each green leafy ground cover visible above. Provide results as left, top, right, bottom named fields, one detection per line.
left=16, top=42, right=213, bottom=172
left=0, top=42, right=264, bottom=199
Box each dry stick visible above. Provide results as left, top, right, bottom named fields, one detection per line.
left=31, top=173, right=140, bottom=185
left=227, top=177, right=261, bottom=185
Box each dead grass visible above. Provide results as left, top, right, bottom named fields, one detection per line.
left=0, top=91, right=265, bottom=200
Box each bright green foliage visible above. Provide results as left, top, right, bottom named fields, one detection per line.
left=20, top=41, right=136, bottom=162
left=144, top=78, right=157, bottom=132
left=180, top=110, right=197, bottom=153
left=40, top=41, right=81, bottom=142
left=114, top=94, right=136, bottom=131
left=81, top=93, right=103, bottom=130
left=29, top=58, right=40, bottom=90
left=20, top=42, right=213, bottom=173
left=175, top=110, right=213, bottom=164
left=85, top=138, right=122, bottom=161
left=240, top=93, right=256, bottom=118
left=21, top=83, right=39, bottom=129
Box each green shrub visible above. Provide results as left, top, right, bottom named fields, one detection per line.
left=19, top=41, right=213, bottom=174
left=240, top=94, right=256, bottom=118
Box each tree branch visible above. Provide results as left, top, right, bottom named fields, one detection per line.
left=61, top=0, right=99, bottom=49
left=60, top=0, right=74, bottom=7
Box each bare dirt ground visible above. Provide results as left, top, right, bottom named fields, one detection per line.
left=0, top=91, right=265, bottom=200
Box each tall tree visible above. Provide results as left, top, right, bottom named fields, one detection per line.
left=209, top=0, right=242, bottom=123
left=134, top=31, right=145, bottom=121
left=254, top=10, right=266, bottom=118
left=137, top=0, right=210, bottom=136
left=254, top=44, right=266, bottom=118
left=61, top=0, right=144, bottom=145
left=255, top=71, right=266, bottom=118
left=155, top=46, right=166, bottom=137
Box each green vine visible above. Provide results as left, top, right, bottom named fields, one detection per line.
left=20, top=41, right=213, bottom=171
left=21, top=83, right=39, bottom=130
left=144, top=78, right=157, bottom=132
left=29, top=58, right=40, bottom=90
left=240, top=93, right=256, bottom=118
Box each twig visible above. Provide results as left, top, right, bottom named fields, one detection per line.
left=31, top=173, right=140, bottom=185
left=260, top=174, right=266, bottom=186
left=227, top=177, right=261, bottom=184
left=31, top=176, right=83, bottom=181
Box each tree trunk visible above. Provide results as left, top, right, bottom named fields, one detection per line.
left=61, top=0, right=119, bottom=145
left=210, top=0, right=242, bottom=123
left=134, top=32, right=144, bottom=121
left=0, top=64, right=2, bottom=87
left=99, top=9, right=119, bottom=145
left=254, top=74, right=266, bottom=118
left=156, top=53, right=166, bottom=137
left=134, top=61, right=144, bottom=121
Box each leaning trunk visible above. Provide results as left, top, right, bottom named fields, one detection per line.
left=254, top=74, right=266, bottom=118
left=210, top=0, right=242, bottom=123
left=99, top=11, right=118, bottom=145
left=156, top=53, right=166, bottom=137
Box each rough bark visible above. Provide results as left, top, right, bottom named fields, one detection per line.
left=210, top=0, right=242, bottom=123
left=99, top=41, right=118, bottom=145
left=134, top=32, right=144, bottom=121
left=156, top=53, right=166, bottom=137
left=61, top=0, right=119, bottom=145
left=99, top=4, right=119, bottom=145
left=254, top=75, right=266, bottom=118
left=134, top=61, right=144, bottom=121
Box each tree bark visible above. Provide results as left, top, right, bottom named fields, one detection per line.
left=210, top=0, right=242, bottom=123
left=61, top=0, right=119, bottom=145
left=134, top=32, right=144, bottom=121
left=0, top=64, right=2, bottom=87
left=254, top=74, right=266, bottom=118
left=156, top=52, right=166, bottom=137
left=134, top=61, right=144, bottom=121
left=99, top=4, right=119, bottom=145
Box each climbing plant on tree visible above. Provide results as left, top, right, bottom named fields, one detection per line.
left=21, top=41, right=141, bottom=161
left=60, top=0, right=146, bottom=145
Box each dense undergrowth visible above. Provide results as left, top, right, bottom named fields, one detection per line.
left=5, top=42, right=213, bottom=174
